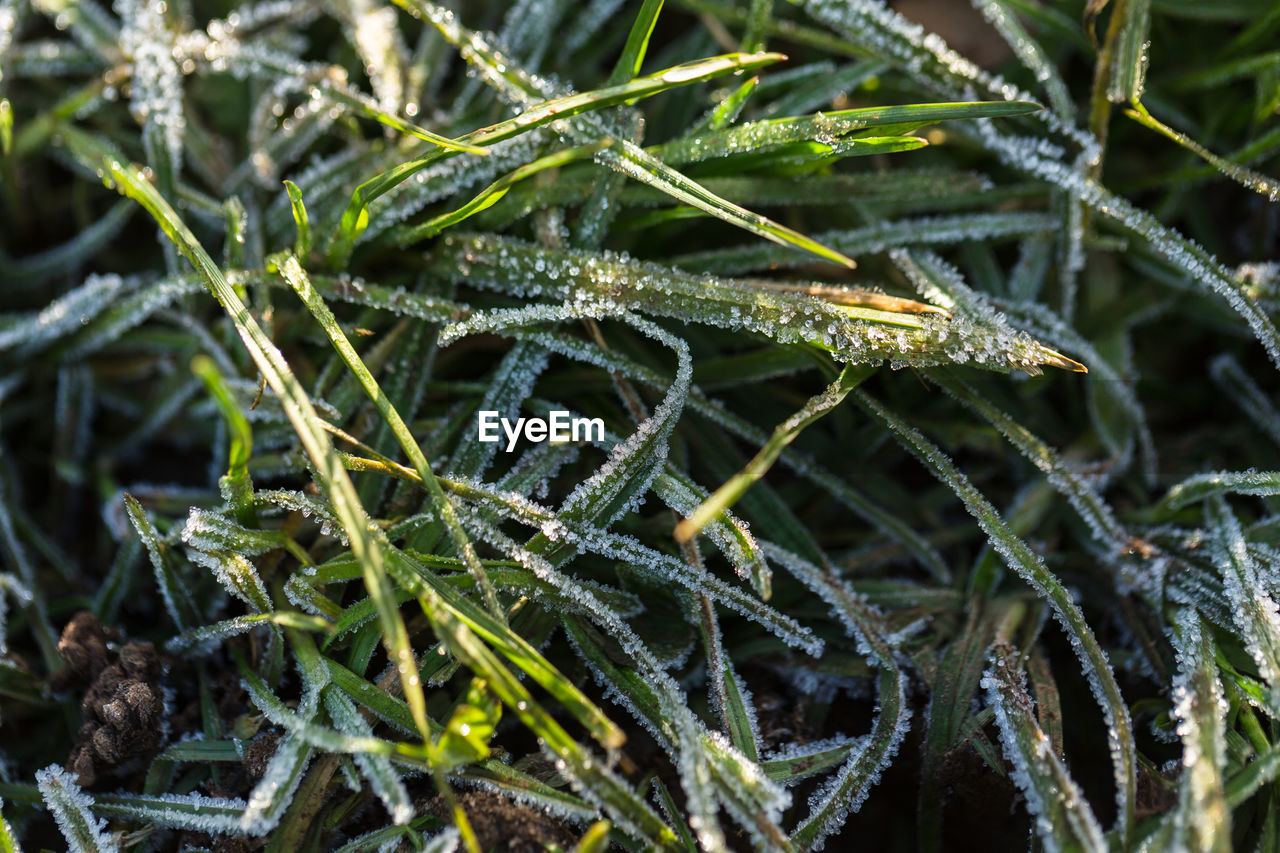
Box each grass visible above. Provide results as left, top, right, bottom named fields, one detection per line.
left=0, top=0, right=1278, bottom=850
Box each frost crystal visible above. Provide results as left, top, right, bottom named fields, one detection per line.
left=36, top=764, right=117, bottom=852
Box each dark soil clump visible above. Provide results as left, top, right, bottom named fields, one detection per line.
left=429, top=791, right=576, bottom=852
left=49, top=611, right=166, bottom=786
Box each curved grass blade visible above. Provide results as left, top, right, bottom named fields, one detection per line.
left=1160, top=470, right=1280, bottom=513
left=855, top=390, right=1136, bottom=844
left=276, top=252, right=503, bottom=622
left=1126, top=104, right=1280, bottom=201
left=675, top=363, right=874, bottom=542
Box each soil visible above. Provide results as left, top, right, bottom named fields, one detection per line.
left=49, top=611, right=167, bottom=787
left=428, top=791, right=578, bottom=853
left=935, top=744, right=1029, bottom=852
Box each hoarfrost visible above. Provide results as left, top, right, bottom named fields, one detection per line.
left=36, top=764, right=117, bottom=852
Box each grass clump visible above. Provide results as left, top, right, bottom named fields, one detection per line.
left=0, top=0, right=1278, bottom=850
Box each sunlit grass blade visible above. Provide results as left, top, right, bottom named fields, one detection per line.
left=190, top=355, right=255, bottom=523
left=393, top=142, right=611, bottom=246
left=675, top=363, right=873, bottom=542
left=431, top=234, right=1075, bottom=373
left=1126, top=104, right=1280, bottom=201
left=329, top=35, right=786, bottom=263
left=401, top=0, right=854, bottom=267
left=60, top=127, right=435, bottom=744
left=319, top=81, right=488, bottom=154
left=654, top=101, right=1042, bottom=167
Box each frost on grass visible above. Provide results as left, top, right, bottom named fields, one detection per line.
left=116, top=0, right=183, bottom=181
left=982, top=648, right=1107, bottom=852
left=36, top=764, right=118, bottom=852
left=92, top=790, right=249, bottom=835
left=323, top=689, right=414, bottom=826
left=1206, top=497, right=1280, bottom=713
left=1166, top=608, right=1230, bottom=851
left=434, top=234, right=1076, bottom=374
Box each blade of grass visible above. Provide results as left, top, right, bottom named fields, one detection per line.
left=608, top=0, right=665, bottom=85
left=60, top=126, right=435, bottom=743
left=329, top=42, right=786, bottom=264
left=856, top=390, right=1136, bottom=845
left=393, top=141, right=612, bottom=246
left=275, top=251, right=504, bottom=622
left=983, top=644, right=1107, bottom=852
left=675, top=363, right=873, bottom=542
left=1125, top=103, right=1280, bottom=201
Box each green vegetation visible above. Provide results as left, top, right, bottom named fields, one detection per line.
left=0, top=0, right=1278, bottom=849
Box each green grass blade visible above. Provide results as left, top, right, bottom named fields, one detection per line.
left=675, top=363, right=873, bottom=542
left=276, top=251, right=503, bottom=621
left=0, top=796, right=21, bottom=853
left=283, top=180, right=312, bottom=259
left=1126, top=104, right=1280, bottom=201
left=319, top=82, right=488, bottom=154
left=60, top=127, right=434, bottom=744
left=190, top=355, right=255, bottom=523
left=856, top=390, right=1137, bottom=845
left=393, top=142, right=611, bottom=245
left=608, top=0, right=664, bottom=85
